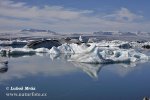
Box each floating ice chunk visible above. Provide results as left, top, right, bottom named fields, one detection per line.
left=79, top=36, right=83, bottom=42
left=0, top=40, right=13, bottom=46
left=0, top=60, right=8, bottom=65
left=68, top=44, right=149, bottom=64
left=0, top=60, right=8, bottom=72
left=55, top=43, right=90, bottom=54
left=47, top=42, right=150, bottom=64
left=69, top=46, right=112, bottom=64
left=57, top=43, right=74, bottom=54
left=128, top=49, right=149, bottom=62
left=1, top=47, right=49, bottom=56
left=7, top=48, right=35, bottom=55
left=49, top=46, right=60, bottom=55
left=109, top=50, right=131, bottom=63
left=70, top=43, right=91, bottom=54
left=89, top=40, right=131, bottom=48
left=35, top=48, right=49, bottom=53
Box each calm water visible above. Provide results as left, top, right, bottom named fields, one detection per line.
left=0, top=52, right=150, bottom=100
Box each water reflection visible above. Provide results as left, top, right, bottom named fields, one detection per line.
left=0, top=52, right=148, bottom=85
left=49, top=53, right=148, bottom=78
left=71, top=62, right=102, bottom=79
left=70, top=62, right=142, bottom=78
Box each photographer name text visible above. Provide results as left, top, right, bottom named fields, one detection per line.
left=6, top=86, right=36, bottom=91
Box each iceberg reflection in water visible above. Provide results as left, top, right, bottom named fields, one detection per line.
left=0, top=52, right=148, bottom=84
left=70, top=62, right=138, bottom=79
left=0, top=52, right=149, bottom=100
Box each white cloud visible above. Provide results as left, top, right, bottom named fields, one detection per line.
left=103, top=7, right=143, bottom=22
left=0, top=0, right=149, bottom=33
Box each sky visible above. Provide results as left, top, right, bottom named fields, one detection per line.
left=0, top=0, right=150, bottom=33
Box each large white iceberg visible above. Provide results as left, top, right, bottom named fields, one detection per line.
left=69, top=47, right=149, bottom=64
left=53, top=43, right=149, bottom=64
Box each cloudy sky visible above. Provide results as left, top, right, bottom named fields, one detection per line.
left=0, top=0, right=150, bottom=33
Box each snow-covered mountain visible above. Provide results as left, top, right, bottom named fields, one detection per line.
left=21, top=29, right=56, bottom=33
left=20, top=29, right=58, bottom=35
left=0, top=29, right=60, bottom=39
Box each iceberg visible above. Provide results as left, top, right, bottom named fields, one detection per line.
left=49, top=46, right=60, bottom=55
left=57, top=43, right=74, bottom=54
left=7, top=48, right=35, bottom=55
left=0, top=47, right=49, bottom=56
left=35, top=48, right=49, bottom=53
left=67, top=44, right=149, bottom=64
left=0, top=60, right=8, bottom=73
left=55, top=43, right=91, bottom=54
left=89, top=40, right=131, bottom=48
left=69, top=47, right=113, bottom=64
left=0, top=40, right=13, bottom=46
left=48, top=42, right=150, bottom=64
left=0, top=40, right=27, bottom=47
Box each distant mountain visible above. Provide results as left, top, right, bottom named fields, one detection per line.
left=136, top=31, right=150, bottom=36
left=93, top=31, right=113, bottom=35
left=119, top=32, right=137, bottom=36
left=21, top=29, right=57, bottom=34
left=93, top=31, right=137, bottom=36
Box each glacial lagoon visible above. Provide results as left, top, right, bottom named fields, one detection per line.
left=0, top=52, right=150, bottom=100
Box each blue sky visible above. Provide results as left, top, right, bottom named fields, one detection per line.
left=0, top=0, right=150, bottom=33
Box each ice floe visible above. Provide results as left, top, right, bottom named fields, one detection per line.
left=89, top=40, right=131, bottom=48
left=0, top=40, right=27, bottom=47
left=7, top=48, right=35, bottom=55
left=35, top=48, right=49, bottom=53
left=0, top=60, right=8, bottom=73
